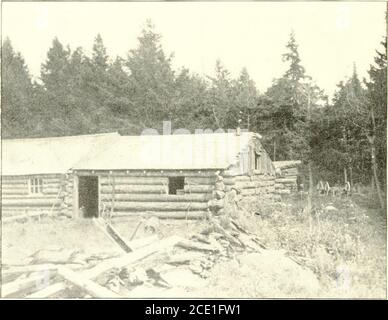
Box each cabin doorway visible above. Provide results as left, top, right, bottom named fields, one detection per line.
left=78, top=176, right=99, bottom=218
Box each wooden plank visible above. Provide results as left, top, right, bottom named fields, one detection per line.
left=57, top=266, right=122, bottom=298
left=93, top=218, right=132, bottom=253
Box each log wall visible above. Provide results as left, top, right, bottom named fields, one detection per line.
left=222, top=172, right=279, bottom=203
left=1, top=174, right=66, bottom=218
left=97, top=171, right=215, bottom=218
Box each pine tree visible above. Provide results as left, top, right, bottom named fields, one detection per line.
left=207, top=60, right=234, bottom=128
left=1, top=38, right=36, bottom=137
left=282, top=31, right=306, bottom=82
left=231, top=67, right=258, bottom=130
left=126, top=21, right=176, bottom=127
left=92, top=34, right=109, bottom=71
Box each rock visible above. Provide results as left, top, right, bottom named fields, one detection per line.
left=324, top=205, right=338, bottom=213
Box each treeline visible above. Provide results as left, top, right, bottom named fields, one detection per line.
left=2, top=21, right=386, bottom=190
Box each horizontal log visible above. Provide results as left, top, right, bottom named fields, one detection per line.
left=2, top=183, right=28, bottom=189
left=2, top=175, right=62, bottom=181
left=104, top=201, right=208, bottom=211
left=74, top=170, right=218, bottom=177
left=100, top=176, right=168, bottom=186
left=2, top=198, right=62, bottom=207
left=185, top=177, right=216, bottom=185
left=2, top=185, right=29, bottom=191
left=100, top=185, right=167, bottom=194
left=276, top=178, right=297, bottom=184
left=184, top=185, right=214, bottom=193
left=1, top=190, right=28, bottom=195
left=113, top=211, right=207, bottom=220
left=235, top=181, right=256, bottom=189
left=100, top=193, right=211, bottom=202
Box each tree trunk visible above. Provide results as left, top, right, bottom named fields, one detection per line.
left=367, top=134, right=384, bottom=209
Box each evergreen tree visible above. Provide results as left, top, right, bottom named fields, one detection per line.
left=282, top=31, right=306, bottom=83
left=1, top=38, right=36, bottom=137
left=207, top=60, right=234, bottom=129
left=126, top=21, right=176, bottom=127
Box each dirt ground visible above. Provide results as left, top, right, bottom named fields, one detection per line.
left=2, top=193, right=386, bottom=299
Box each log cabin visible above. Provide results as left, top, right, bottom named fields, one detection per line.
left=2, top=131, right=277, bottom=220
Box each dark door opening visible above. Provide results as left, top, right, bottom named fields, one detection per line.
left=78, top=176, right=99, bottom=218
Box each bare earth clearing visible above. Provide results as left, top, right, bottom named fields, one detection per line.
left=2, top=193, right=386, bottom=299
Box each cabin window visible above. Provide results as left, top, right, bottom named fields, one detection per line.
left=254, top=152, right=261, bottom=171
left=168, top=177, right=185, bottom=195
left=29, top=178, right=43, bottom=194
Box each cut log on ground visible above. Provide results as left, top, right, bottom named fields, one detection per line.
left=57, top=266, right=122, bottom=298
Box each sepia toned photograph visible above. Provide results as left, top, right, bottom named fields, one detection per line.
left=1, top=1, right=387, bottom=299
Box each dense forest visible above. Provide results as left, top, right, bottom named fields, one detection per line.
left=2, top=21, right=386, bottom=194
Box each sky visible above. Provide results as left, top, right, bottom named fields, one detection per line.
left=2, top=2, right=386, bottom=99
